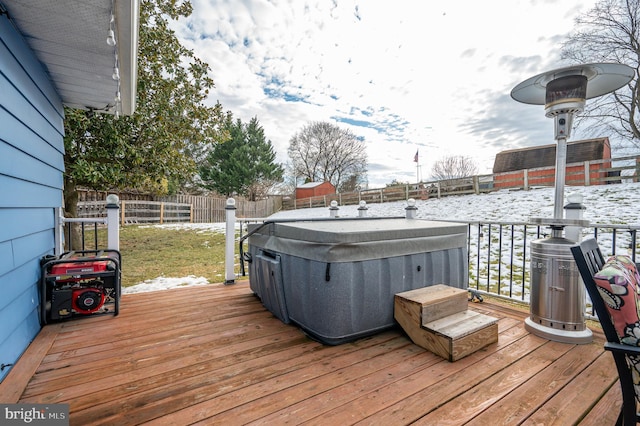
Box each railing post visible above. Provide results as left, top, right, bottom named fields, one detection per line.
left=564, top=193, right=586, bottom=243
left=106, top=194, right=120, bottom=251
left=54, top=207, right=64, bottom=255
left=405, top=198, right=417, bottom=219
left=358, top=200, right=368, bottom=217
left=329, top=200, right=339, bottom=218
left=225, top=198, right=237, bottom=284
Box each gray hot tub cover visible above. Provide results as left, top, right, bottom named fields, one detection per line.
left=248, top=218, right=467, bottom=263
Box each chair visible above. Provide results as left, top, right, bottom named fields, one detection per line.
left=571, top=238, right=640, bottom=426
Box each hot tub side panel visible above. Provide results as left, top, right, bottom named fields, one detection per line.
left=250, top=251, right=289, bottom=324
left=278, top=247, right=467, bottom=344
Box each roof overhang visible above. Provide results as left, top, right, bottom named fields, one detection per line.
left=1, top=0, right=139, bottom=115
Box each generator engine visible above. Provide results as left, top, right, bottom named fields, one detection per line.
left=41, top=250, right=121, bottom=324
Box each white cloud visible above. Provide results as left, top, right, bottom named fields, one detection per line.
left=173, top=0, right=601, bottom=186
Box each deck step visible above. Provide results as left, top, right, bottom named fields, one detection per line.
left=394, top=285, right=498, bottom=361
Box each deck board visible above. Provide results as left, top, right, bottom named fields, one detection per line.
left=1, top=281, right=620, bottom=425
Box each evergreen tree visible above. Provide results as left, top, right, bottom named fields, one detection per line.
left=200, top=117, right=284, bottom=200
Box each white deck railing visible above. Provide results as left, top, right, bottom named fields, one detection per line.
left=55, top=195, right=120, bottom=255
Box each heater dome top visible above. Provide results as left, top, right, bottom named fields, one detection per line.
left=511, top=62, right=634, bottom=105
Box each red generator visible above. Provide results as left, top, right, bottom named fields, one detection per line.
left=40, top=250, right=121, bottom=324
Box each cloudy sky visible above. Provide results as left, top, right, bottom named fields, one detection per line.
left=172, top=0, right=601, bottom=187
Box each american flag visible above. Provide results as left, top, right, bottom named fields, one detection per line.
left=413, top=150, right=418, bottom=163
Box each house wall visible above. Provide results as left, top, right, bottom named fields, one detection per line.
left=0, top=14, right=65, bottom=382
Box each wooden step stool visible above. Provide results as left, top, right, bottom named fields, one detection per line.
left=394, top=284, right=498, bottom=361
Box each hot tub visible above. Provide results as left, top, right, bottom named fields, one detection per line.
left=247, top=217, right=468, bottom=344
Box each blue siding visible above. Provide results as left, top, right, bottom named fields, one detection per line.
left=0, top=107, right=64, bottom=172
left=0, top=137, right=63, bottom=187
left=0, top=175, right=62, bottom=208
left=0, top=261, right=42, bottom=347
left=0, top=62, right=64, bottom=148
left=0, top=256, right=43, bottom=313
left=0, top=13, right=65, bottom=382
left=0, top=14, right=64, bottom=133
left=0, top=208, right=55, bottom=244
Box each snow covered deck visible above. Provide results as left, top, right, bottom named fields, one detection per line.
left=0, top=281, right=620, bottom=425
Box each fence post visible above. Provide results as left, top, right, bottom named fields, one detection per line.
left=473, top=176, right=480, bottom=194
left=225, top=198, right=237, bottom=284
left=523, top=170, right=529, bottom=190
left=583, top=161, right=590, bottom=186
left=160, top=202, right=165, bottom=224
left=106, top=194, right=120, bottom=251
left=120, top=200, right=126, bottom=225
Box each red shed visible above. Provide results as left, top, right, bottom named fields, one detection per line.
left=492, top=138, right=612, bottom=189
left=295, top=181, right=336, bottom=199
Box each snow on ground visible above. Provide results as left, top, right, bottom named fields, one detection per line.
left=137, top=222, right=228, bottom=233
left=123, top=182, right=640, bottom=294
left=267, top=182, right=640, bottom=225
left=123, top=275, right=210, bottom=294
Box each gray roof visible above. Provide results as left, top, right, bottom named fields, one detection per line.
left=2, top=0, right=139, bottom=115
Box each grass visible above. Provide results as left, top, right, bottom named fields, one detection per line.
left=78, top=225, right=232, bottom=287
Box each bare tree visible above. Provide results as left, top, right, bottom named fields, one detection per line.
left=431, top=155, right=478, bottom=181
left=561, top=0, right=640, bottom=151
left=287, top=121, right=368, bottom=192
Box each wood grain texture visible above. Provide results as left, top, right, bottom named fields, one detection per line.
left=7, top=281, right=618, bottom=425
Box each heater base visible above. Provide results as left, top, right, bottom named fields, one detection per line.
left=524, top=317, right=592, bottom=344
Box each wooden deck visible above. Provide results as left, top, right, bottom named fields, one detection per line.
left=0, top=281, right=622, bottom=425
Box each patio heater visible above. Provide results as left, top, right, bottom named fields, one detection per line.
left=511, top=63, right=634, bottom=344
